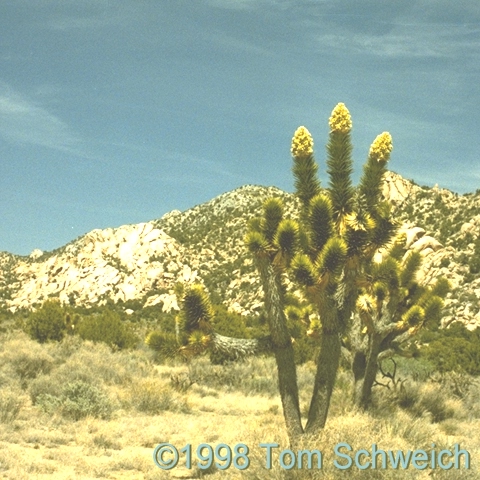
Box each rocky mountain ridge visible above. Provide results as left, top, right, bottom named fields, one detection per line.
left=1, top=172, right=479, bottom=329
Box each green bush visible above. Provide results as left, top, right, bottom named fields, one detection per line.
left=36, top=380, right=113, bottom=420
left=421, top=324, right=480, bottom=375
left=25, top=300, right=67, bottom=343
left=76, top=310, right=138, bottom=349
left=469, top=256, right=480, bottom=274
left=212, top=304, right=259, bottom=338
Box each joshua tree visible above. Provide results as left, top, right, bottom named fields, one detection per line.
left=350, top=244, right=449, bottom=409
left=275, top=103, right=398, bottom=434
left=169, top=103, right=446, bottom=443
left=174, top=283, right=272, bottom=360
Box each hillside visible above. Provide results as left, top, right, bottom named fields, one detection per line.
left=1, top=172, right=480, bottom=329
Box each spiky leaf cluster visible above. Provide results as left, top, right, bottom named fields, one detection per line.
left=359, top=236, right=449, bottom=344
left=400, top=251, right=422, bottom=288
left=291, top=127, right=320, bottom=214
left=176, top=284, right=214, bottom=344
left=262, top=198, right=283, bottom=243
left=275, top=219, right=299, bottom=257
left=288, top=103, right=401, bottom=341
left=327, top=129, right=354, bottom=227
left=316, top=237, right=347, bottom=278
left=145, top=331, right=179, bottom=358
left=308, top=194, right=333, bottom=252
left=291, top=254, right=316, bottom=287
left=245, top=195, right=299, bottom=265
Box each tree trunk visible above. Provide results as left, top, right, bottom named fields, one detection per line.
left=305, top=331, right=341, bottom=432
left=257, top=255, right=304, bottom=441
left=358, top=336, right=381, bottom=410
left=352, top=349, right=367, bottom=405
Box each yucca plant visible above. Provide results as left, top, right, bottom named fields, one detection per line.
left=174, top=103, right=448, bottom=444
left=175, top=284, right=272, bottom=360
left=284, top=104, right=399, bottom=433
left=351, top=245, right=449, bottom=409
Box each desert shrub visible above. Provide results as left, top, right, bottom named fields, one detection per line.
left=185, top=356, right=279, bottom=397
left=0, top=388, right=25, bottom=423
left=212, top=305, right=256, bottom=338
left=45, top=333, right=84, bottom=363
left=29, top=341, right=151, bottom=403
left=76, top=310, right=138, bottom=349
left=415, top=385, right=456, bottom=422
left=36, top=380, right=113, bottom=420
left=428, top=371, right=473, bottom=399
left=29, top=373, right=63, bottom=404
left=421, top=323, right=480, bottom=375
left=389, top=381, right=455, bottom=423
left=394, top=356, right=436, bottom=382
left=464, top=379, right=480, bottom=418
left=208, top=349, right=239, bottom=365
left=169, top=372, right=196, bottom=392
left=0, top=334, right=55, bottom=386
left=126, top=378, right=190, bottom=414
left=470, top=255, right=480, bottom=274
left=395, top=382, right=421, bottom=410
left=24, top=300, right=67, bottom=343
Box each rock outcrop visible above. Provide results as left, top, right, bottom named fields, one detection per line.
left=1, top=176, right=479, bottom=329
left=382, top=171, right=421, bottom=205
left=3, top=222, right=197, bottom=312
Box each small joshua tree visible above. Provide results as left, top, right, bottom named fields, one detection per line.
left=350, top=244, right=449, bottom=409
left=174, top=284, right=271, bottom=360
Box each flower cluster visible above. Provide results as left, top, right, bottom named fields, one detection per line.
left=291, top=126, right=314, bottom=157
left=328, top=103, right=352, bottom=133
left=369, top=132, right=393, bottom=162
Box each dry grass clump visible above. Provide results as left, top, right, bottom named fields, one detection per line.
left=238, top=409, right=478, bottom=480
left=0, top=332, right=55, bottom=387
left=182, top=355, right=281, bottom=397
left=463, top=377, right=480, bottom=418
left=122, top=378, right=190, bottom=415
left=373, top=380, right=462, bottom=424
left=0, top=387, right=26, bottom=424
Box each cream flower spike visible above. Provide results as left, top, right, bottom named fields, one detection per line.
left=291, top=126, right=314, bottom=157
left=329, top=103, right=352, bottom=133
left=369, top=132, right=393, bottom=162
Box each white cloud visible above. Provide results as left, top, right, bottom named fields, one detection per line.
left=203, top=30, right=274, bottom=56
left=0, top=83, right=86, bottom=156
left=31, top=1, right=142, bottom=31
left=205, top=0, right=296, bottom=11
left=313, top=23, right=480, bottom=59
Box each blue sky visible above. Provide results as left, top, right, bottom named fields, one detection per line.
left=1, top=0, right=479, bottom=255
